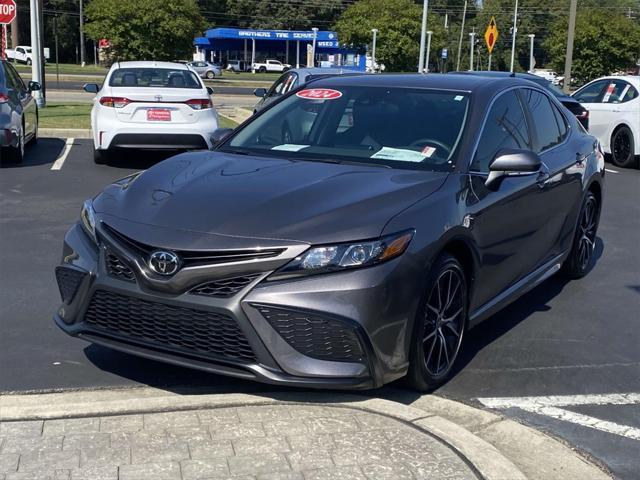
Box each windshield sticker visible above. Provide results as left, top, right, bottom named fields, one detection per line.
left=454, top=95, right=464, bottom=101
left=296, top=88, right=343, bottom=100
left=602, top=83, right=616, bottom=103
left=371, top=147, right=426, bottom=163
left=421, top=146, right=437, bottom=158
left=271, top=144, right=309, bottom=152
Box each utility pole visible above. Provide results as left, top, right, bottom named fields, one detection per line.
left=371, top=29, right=378, bottom=72
left=418, top=0, right=429, bottom=73
left=10, top=10, right=18, bottom=48
left=563, top=0, right=578, bottom=93
left=29, top=0, right=44, bottom=106
left=456, top=0, right=467, bottom=71
left=54, top=15, right=60, bottom=88
left=528, top=34, right=535, bottom=72
left=425, top=30, right=432, bottom=73
left=510, top=0, right=519, bottom=72
left=79, top=0, right=86, bottom=66
left=469, top=30, right=476, bottom=71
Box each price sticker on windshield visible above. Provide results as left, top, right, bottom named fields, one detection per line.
left=296, top=89, right=343, bottom=100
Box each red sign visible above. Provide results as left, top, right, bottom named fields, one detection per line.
left=0, top=0, right=17, bottom=24
left=147, top=109, right=171, bottom=121
left=296, top=88, right=343, bottom=100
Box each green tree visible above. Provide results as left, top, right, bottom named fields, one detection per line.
left=335, top=0, right=446, bottom=71
left=226, top=0, right=343, bottom=30
left=544, top=9, right=640, bottom=84
left=84, top=0, right=206, bottom=61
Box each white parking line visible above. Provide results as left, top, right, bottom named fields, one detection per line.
left=478, top=392, right=640, bottom=441
left=50, top=138, right=75, bottom=171
left=605, top=168, right=619, bottom=173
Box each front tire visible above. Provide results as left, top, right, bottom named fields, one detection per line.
left=610, top=126, right=637, bottom=168
left=93, top=148, right=109, bottom=165
left=258, top=66, right=266, bottom=73
left=406, top=254, right=468, bottom=392
left=9, top=125, right=26, bottom=163
left=562, top=191, right=600, bottom=279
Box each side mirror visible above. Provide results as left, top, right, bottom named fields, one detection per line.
left=485, top=149, right=542, bottom=190
left=210, top=128, right=234, bottom=148
left=253, top=88, right=267, bottom=98
left=83, top=83, right=100, bottom=94
left=28, top=81, right=41, bottom=91
left=206, top=86, right=214, bottom=96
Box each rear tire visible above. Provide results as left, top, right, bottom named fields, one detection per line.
left=206, top=70, right=215, bottom=79
left=562, top=191, right=600, bottom=279
left=406, top=254, right=468, bottom=392
left=93, top=148, right=109, bottom=165
left=610, top=126, right=637, bottom=168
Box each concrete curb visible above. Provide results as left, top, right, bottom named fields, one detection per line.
left=40, top=128, right=92, bottom=139
left=0, top=387, right=609, bottom=480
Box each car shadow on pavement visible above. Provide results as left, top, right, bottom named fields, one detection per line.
left=81, top=238, right=604, bottom=403
left=0, top=138, right=66, bottom=168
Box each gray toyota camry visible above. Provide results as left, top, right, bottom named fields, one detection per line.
left=54, top=74, right=604, bottom=390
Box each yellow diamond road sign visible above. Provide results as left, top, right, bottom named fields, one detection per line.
left=485, top=16, right=498, bottom=54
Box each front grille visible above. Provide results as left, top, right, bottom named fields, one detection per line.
left=55, top=267, right=87, bottom=303
left=105, top=249, right=135, bottom=282
left=255, top=305, right=364, bottom=363
left=189, top=274, right=260, bottom=298
left=84, top=290, right=256, bottom=362
left=101, top=224, right=284, bottom=268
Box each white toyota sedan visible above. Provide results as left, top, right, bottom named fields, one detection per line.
left=572, top=75, right=639, bottom=168
left=84, top=61, right=219, bottom=164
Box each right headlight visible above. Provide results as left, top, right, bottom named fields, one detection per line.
left=270, top=229, right=414, bottom=280
left=80, top=199, right=97, bottom=243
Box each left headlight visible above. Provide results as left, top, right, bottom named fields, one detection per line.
left=271, top=229, right=414, bottom=280
left=80, top=199, right=97, bottom=243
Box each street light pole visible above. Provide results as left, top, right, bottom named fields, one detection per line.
left=563, top=0, right=578, bottom=93
left=79, top=0, right=86, bottom=67
left=29, top=0, right=44, bottom=107
left=425, top=30, right=432, bottom=73
left=528, top=34, right=535, bottom=72
left=509, top=0, right=519, bottom=72
left=455, top=0, right=467, bottom=71
left=469, top=31, right=476, bottom=71
left=311, top=27, right=318, bottom=67
left=417, top=0, right=429, bottom=72
left=371, top=29, right=378, bottom=72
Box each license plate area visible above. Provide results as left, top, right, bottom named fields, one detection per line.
left=147, top=109, right=171, bottom=121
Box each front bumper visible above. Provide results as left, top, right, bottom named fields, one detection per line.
left=54, top=222, right=417, bottom=389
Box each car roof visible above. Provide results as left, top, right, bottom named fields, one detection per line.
left=452, top=70, right=573, bottom=99
left=110, top=61, right=191, bottom=70
left=314, top=72, right=536, bottom=94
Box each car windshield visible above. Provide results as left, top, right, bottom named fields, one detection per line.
left=223, top=86, right=470, bottom=171
left=109, top=68, right=201, bottom=89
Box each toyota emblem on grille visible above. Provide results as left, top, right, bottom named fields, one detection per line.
left=149, top=250, right=179, bottom=275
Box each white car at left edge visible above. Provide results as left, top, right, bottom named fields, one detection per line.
left=84, top=61, right=219, bottom=164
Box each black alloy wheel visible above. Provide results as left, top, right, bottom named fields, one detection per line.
left=611, top=126, right=637, bottom=168
left=407, top=254, right=467, bottom=391
left=562, top=191, right=599, bottom=278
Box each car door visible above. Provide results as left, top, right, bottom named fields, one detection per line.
left=520, top=88, right=584, bottom=258
left=4, top=62, right=36, bottom=139
left=466, top=89, right=556, bottom=311
left=572, top=79, right=611, bottom=143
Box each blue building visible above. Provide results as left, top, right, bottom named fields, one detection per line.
left=194, top=28, right=365, bottom=71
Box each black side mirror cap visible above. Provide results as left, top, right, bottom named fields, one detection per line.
left=210, top=128, right=234, bottom=148
left=206, top=86, right=214, bottom=96
left=83, top=83, right=100, bottom=94
left=485, top=149, right=542, bottom=190
left=28, top=81, right=41, bottom=91
left=253, top=88, right=267, bottom=97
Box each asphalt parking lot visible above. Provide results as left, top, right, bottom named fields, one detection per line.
left=1, top=138, right=639, bottom=479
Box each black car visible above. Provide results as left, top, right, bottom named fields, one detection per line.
left=452, top=71, right=589, bottom=130
left=0, top=60, right=40, bottom=162
left=55, top=74, right=604, bottom=391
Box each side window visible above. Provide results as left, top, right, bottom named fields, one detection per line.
left=521, top=89, right=563, bottom=152
left=573, top=80, right=607, bottom=103
left=551, top=102, right=568, bottom=141
left=4, top=63, right=25, bottom=91
left=268, top=74, right=290, bottom=96
left=603, top=80, right=638, bottom=104
left=472, top=91, right=530, bottom=172
left=280, top=73, right=297, bottom=94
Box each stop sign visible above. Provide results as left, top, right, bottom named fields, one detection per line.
left=0, top=0, right=17, bottom=24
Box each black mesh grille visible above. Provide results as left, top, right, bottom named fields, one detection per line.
left=189, top=275, right=260, bottom=298
left=55, top=267, right=87, bottom=303
left=84, top=290, right=256, bottom=362
left=256, top=305, right=363, bottom=363
left=105, top=249, right=135, bottom=282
